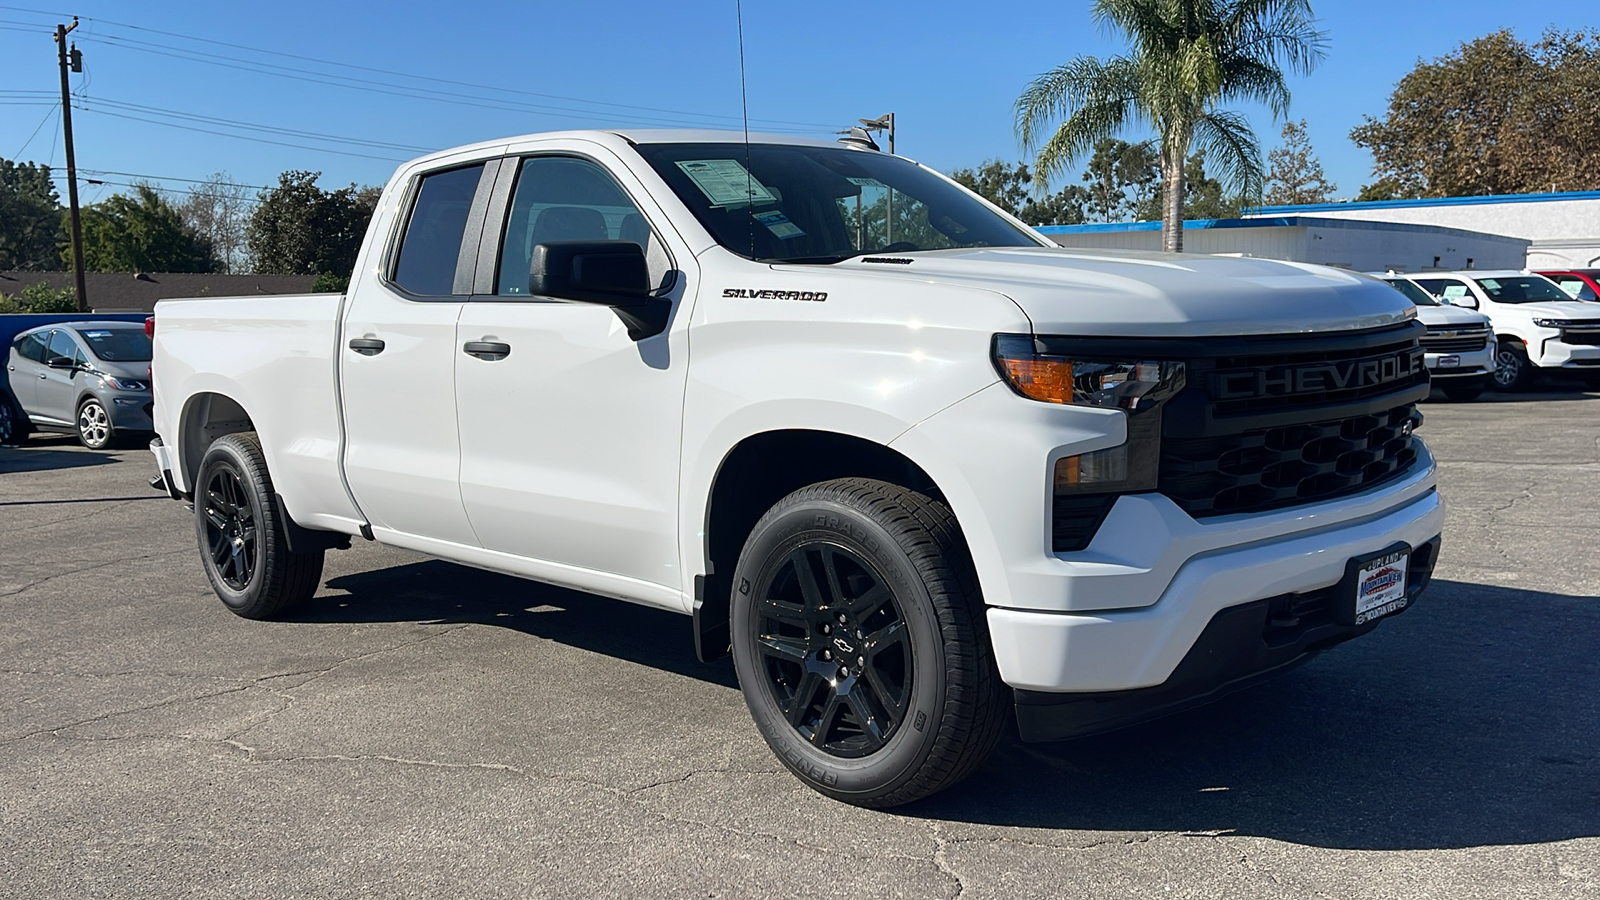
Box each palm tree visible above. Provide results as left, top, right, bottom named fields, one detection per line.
left=1016, top=0, right=1326, bottom=252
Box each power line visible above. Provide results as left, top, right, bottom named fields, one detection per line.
left=10, top=99, right=58, bottom=157
left=77, top=96, right=433, bottom=153
left=0, top=6, right=841, bottom=132
left=75, top=106, right=414, bottom=162
left=48, top=172, right=266, bottom=203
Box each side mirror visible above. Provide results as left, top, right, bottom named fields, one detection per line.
left=46, top=356, right=76, bottom=370
left=529, top=241, right=667, bottom=340
left=1455, top=295, right=1479, bottom=309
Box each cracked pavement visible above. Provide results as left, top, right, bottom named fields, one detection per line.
left=2, top=385, right=1598, bottom=899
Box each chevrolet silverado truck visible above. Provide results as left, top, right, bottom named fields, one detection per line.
left=150, top=130, right=1443, bottom=807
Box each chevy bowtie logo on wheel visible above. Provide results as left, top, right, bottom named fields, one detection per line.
left=1210, top=349, right=1424, bottom=399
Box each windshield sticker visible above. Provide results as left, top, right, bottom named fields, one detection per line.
left=83, top=331, right=111, bottom=337
left=1442, top=285, right=1469, bottom=299
left=1478, top=279, right=1500, bottom=290
left=753, top=210, right=805, bottom=240
left=845, top=176, right=887, bottom=189
left=675, top=159, right=776, bottom=207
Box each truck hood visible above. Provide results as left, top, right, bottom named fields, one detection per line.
left=834, top=247, right=1415, bottom=337
left=1484, top=300, right=1600, bottom=322
left=1414, top=305, right=1490, bottom=328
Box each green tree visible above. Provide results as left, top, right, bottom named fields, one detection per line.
left=246, top=171, right=379, bottom=277
left=73, top=184, right=218, bottom=273
left=1016, top=0, right=1326, bottom=251
left=1264, top=119, right=1336, bottom=205
left=949, top=159, right=1091, bottom=226
left=0, top=280, right=76, bottom=313
left=1082, top=138, right=1159, bottom=221
left=1351, top=30, right=1600, bottom=198
left=0, top=158, right=64, bottom=271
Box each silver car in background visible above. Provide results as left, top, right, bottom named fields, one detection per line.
left=5, top=321, right=153, bottom=449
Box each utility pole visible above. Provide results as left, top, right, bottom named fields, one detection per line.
left=55, top=18, right=87, bottom=312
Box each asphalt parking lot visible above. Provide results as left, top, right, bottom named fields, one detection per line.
left=2, top=387, right=1597, bottom=899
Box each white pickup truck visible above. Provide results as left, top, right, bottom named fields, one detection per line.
left=151, top=129, right=1443, bottom=807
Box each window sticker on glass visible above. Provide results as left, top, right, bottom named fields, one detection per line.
left=84, top=331, right=111, bottom=337
left=1442, top=285, right=1469, bottom=299
left=1477, top=279, right=1500, bottom=290
left=674, top=160, right=776, bottom=207
left=845, top=176, right=887, bottom=189
left=753, top=210, right=805, bottom=240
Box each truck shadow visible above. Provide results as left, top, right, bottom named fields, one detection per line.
left=302, top=564, right=1596, bottom=851
left=0, top=437, right=122, bottom=473
left=911, top=578, right=1599, bottom=851
left=308, top=559, right=739, bottom=689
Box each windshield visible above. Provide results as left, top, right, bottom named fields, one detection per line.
left=634, top=143, right=1043, bottom=263
left=1383, top=278, right=1437, bottom=306
left=76, top=328, right=151, bottom=362
left=1471, top=275, right=1571, bottom=304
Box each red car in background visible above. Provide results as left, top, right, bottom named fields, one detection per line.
left=1536, top=269, right=1600, bottom=302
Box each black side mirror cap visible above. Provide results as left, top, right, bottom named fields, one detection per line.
left=46, top=357, right=76, bottom=370
left=529, top=240, right=668, bottom=340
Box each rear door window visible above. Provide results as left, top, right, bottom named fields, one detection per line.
left=1553, top=276, right=1597, bottom=301
left=14, top=332, right=47, bottom=363
left=391, top=163, right=489, bottom=297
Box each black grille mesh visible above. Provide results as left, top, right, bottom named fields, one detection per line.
left=1161, top=405, right=1419, bottom=517
left=1421, top=335, right=1489, bottom=353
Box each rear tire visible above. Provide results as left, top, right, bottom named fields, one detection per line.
left=1490, top=342, right=1535, bottom=392
left=194, top=432, right=324, bottom=619
left=1440, top=378, right=1487, bottom=402
left=730, top=478, right=1006, bottom=807
left=0, top=392, right=29, bottom=446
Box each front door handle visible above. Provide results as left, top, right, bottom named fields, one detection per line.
left=463, top=340, right=511, bottom=361
left=348, top=338, right=386, bottom=356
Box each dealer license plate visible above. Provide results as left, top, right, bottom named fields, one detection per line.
left=1355, top=549, right=1409, bottom=625
left=1437, top=355, right=1460, bottom=368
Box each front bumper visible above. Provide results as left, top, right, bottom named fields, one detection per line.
left=1013, top=533, right=1440, bottom=741
left=105, top=392, right=154, bottom=431
left=1534, top=338, right=1600, bottom=369
left=1424, top=345, right=1493, bottom=378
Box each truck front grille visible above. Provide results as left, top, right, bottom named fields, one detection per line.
left=1160, top=405, right=1420, bottom=517
left=1561, top=323, right=1600, bottom=346
left=1152, top=321, right=1429, bottom=519
left=1422, top=325, right=1491, bottom=354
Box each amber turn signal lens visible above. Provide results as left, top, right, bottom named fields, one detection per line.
left=999, top=356, right=1075, bottom=404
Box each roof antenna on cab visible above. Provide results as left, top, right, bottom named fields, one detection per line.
left=735, top=0, right=755, bottom=259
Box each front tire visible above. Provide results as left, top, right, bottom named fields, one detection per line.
left=730, top=478, right=1006, bottom=807
left=194, top=432, right=324, bottom=619
left=77, top=398, right=114, bottom=449
left=1491, top=342, right=1535, bottom=392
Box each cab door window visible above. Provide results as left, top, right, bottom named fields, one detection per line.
left=390, top=163, right=489, bottom=297
left=494, top=156, right=672, bottom=297
left=45, top=330, right=80, bottom=365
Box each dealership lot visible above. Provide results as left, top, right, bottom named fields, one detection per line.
left=1, top=389, right=1596, bottom=899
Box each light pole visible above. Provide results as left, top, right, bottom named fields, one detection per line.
left=55, top=18, right=87, bottom=312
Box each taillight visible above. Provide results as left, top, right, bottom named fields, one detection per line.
left=144, top=316, right=155, bottom=338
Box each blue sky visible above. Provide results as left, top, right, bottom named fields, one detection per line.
left=1, top=0, right=1592, bottom=207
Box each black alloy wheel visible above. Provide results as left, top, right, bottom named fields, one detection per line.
left=731, top=478, right=1006, bottom=807
left=202, top=464, right=258, bottom=591
left=753, top=542, right=912, bottom=757
left=0, top=393, right=27, bottom=446
left=194, top=432, right=324, bottom=619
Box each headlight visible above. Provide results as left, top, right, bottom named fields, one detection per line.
left=993, top=335, right=1186, bottom=495
left=102, top=376, right=149, bottom=391
left=1532, top=318, right=1569, bottom=328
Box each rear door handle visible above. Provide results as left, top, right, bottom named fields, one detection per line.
left=463, top=340, right=511, bottom=361
left=348, top=338, right=386, bottom=356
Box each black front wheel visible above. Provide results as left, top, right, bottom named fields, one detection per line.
left=730, top=478, right=1006, bottom=807
left=195, top=432, right=324, bottom=619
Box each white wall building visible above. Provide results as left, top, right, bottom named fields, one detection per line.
left=1038, top=216, right=1529, bottom=273
left=1245, top=191, right=1600, bottom=269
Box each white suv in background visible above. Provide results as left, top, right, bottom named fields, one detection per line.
left=1405, top=270, right=1600, bottom=390
left=1377, top=276, right=1495, bottom=401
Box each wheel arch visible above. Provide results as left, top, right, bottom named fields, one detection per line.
left=177, top=391, right=257, bottom=489
left=694, top=428, right=960, bottom=662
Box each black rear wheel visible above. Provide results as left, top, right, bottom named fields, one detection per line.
left=195, top=432, right=323, bottom=619
left=0, top=392, right=28, bottom=446
left=731, top=478, right=1006, bottom=807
